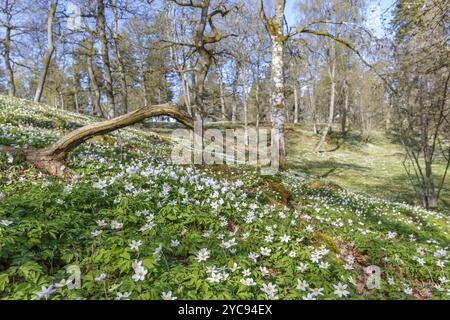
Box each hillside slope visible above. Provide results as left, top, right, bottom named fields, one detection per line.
left=0, top=95, right=449, bottom=300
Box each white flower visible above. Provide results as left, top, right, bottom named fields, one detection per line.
left=64, top=185, right=73, bottom=194
left=415, top=257, right=426, bottom=266
left=240, top=278, right=257, bottom=286
left=195, top=248, right=210, bottom=262
left=439, top=276, right=448, bottom=284
left=288, top=251, right=297, bottom=258
left=343, top=263, right=354, bottom=270
left=296, top=263, right=308, bottom=273
left=207, top=272, right=223, bottom=283
left=54, top=278, right=73, bottom=288
left=318, top=261, right=330, bottom=269
left=242, top=269, right=251, bottom=277
left=280, top=234, right=291, bottom=243
left=260, top=266, right=270, bottom=277
left=434, top=284, right=444, bottom=292
left=302, top=293, right=316, bottom=300
left=404, top=287, right=413, bottom=295
left=96, top=220, right=107, bottom=227
left=170, top=239, right=180, bottom=247
left=95, top=273, right=107, bottom=281
left=306, top=224, right=314, bottom=233
left=140, top=222, right=156, bottom=232
left=248, top=252, right=259, bottom=262
left=333, top=283, right=350, bottom=298
left=130, top=240, right=143, bottom=251
left=221, top=237, right=237, bottom=249
left=264, top=234, right=274, bottom=243
left=132, top=266, right=148, bottom=282
left=115, top=292, right=131, bottom=300
left=91, top=229, right=103, bottom=237
left=93, top=179, right=108, bottom=190
left=161, top=291, right=177, bottom=300
left=37, top=285, right=55, bottom=299
left=261, top=282, right=277, bottom=298
left=260, top=247, right=272, bottom=256
left=111, top=220, right=123, bottom=230
left=387, top=277, right=395, bottom=285
left=230, top=262, right=240, bottom=272
left=296, top=279, right=308, bottom=291
left=387, top=231, right=397, bottom=239
left=0, top=219, right=13, bottom=227
left=434, top=249, right=447, bottom=258
left=310, top=287, right=324, bottom=297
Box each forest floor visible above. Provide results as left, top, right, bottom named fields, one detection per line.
left=0, top=95, right=449, bottom=300
left=151, top=122, right=450, bottom=209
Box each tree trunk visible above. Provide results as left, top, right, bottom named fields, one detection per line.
left=242, top=65, right=249, bottom=145
left=34, top=0, right=58, bottom=103
left=110, top=0, right=128, bottom=114
left=97, top=0, right=116, bottom=118
left=293, top=85, right=299, bottom=124
left=0, top=105, right=194, bottom=178
left=219, top=68, right=226, bottom=121
left=308, top=85, right=317, bottom=134
left=259, top=0, right=287, bottom=170
left=4, top=1, right=15, bottom=97
left=86, top=44, right=104, bottom=117
left=231, top=63, right=239, bottom=124
left=74, top=91, right=79, bottom=113
left=419, top=83, right=437, bottom=209
left=315, top=59, right=336, bottom=153
left=255, top=81, right=261, bottom=167
left=341, top=80, right=349, bottom=136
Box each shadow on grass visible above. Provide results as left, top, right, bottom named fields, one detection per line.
left=289, top=160, right=370, bottom=177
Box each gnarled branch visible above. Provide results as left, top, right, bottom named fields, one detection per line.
left=0, top=104, right=194, bottom=177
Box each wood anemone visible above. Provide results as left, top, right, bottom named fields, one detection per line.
left=0, top=104, right=194, bottom=178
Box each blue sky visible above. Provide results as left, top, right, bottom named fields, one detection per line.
left=285, top=0, right=396, bottom=38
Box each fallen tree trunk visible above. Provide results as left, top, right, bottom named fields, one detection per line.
left=0, top=104, right=194, bottom=177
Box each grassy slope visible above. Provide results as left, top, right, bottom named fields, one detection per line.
left=285, top=125, right=450, bottom=209
left=0, top=95, right=449, bottom=300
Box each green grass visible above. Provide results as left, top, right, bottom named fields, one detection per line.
left=0, top=95, right=449, bottom=300
left=285, top=124, right=449, bottom=209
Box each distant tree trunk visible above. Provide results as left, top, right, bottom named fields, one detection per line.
left=341, top=79, right=349, bottom=136
left=137, top=46, right=149, bottom=107
left=34, top=0, right=58, bottom=103
left=60, top=91, right=65, bottom=110
left=231, top=63, right=239, bottom=124
left=242, top=65, right=249, bottom=144
left=308, top=86, right=317, bottom=134
left=219, top=68, right=226, bottom=120
left=86, top=39, right=104, bottom=117
left=419, top=81, right=437, bottom=208
left=315, top=58, right=336, bottom=152
left=74, top=91, right=79, bottom=113
left=97, top=0, right=116, bottom=119
left=293, top=85, right=299, bottom=124
left=3, top=1, right=15, bottom=97
left=110, top=0, right=128, bottom=114
left=255, top=81, right=261, bottom=167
